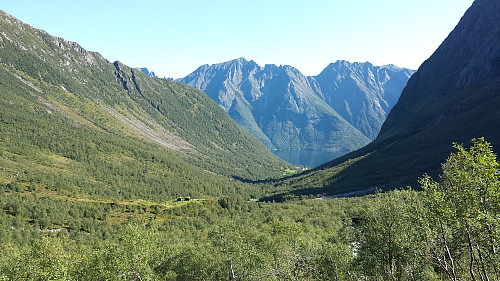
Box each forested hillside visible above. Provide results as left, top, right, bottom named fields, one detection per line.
left=1, top=138, right=498, bottom=280
left=0, top=10, right=295, bottom=202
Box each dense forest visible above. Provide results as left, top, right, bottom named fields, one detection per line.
left=0, top=138, right=498, bottom=280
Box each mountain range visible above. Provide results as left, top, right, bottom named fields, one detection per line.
left=267, top=0, right=500, bottom=199
left=179, top=58, right=414, bottom=153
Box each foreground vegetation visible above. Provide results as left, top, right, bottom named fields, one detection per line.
left=0, top=138, right=498, bottom=280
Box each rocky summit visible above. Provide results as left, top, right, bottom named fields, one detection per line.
left=309, top=61, right=414, bottom=139
left=180, top=58, right=413, bottom=153
left=138, top=67, right=158, bottom=78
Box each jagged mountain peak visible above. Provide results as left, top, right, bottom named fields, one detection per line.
left=379, top=64, right=406, bottom=71
left=180, top=58, right=413, bottom=154
left=138, top=67, right=158, bottom=78
left=233, top=57, right=249, bottom=63
left=310, top=61, right=414, bottom=139
left=0, top=10, right=104, bottom=67
left=320, top=60, right=410, bottom=77
left=329, top=59, right=372, bottom=68
left=205, top=57, right=256, bottom=69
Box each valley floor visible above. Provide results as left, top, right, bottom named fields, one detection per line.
left=1, top=139, right=499, bottom=281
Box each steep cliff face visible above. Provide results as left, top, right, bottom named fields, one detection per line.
left=309, top=61, right=414, bottom=139
left=251, top=64, right=370, bottom=151
left=268, top=0, right=500, bottom=198
left=380, top=0, right=500, bottom=140
left=180, top=58, right=412, bottom=151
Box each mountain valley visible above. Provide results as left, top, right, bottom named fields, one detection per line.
left=1, top=1, right=499, bottom=279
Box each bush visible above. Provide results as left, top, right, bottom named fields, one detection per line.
left=7, top=181, right=22, bottom=192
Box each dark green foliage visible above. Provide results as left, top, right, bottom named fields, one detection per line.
left=0, top=191, right=359, bottom=280
left=6, top=181, right=22, bottom=192
left=354, top=190, right=434, bottom=280
left=417, top=138, right=500, bottom=280
left=353, top=138, right=500, bottom=280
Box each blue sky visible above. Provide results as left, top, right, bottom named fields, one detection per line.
left=2, top=0, right=474, bottom=78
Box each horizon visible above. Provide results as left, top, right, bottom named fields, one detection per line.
left=1, top=0, right=474, bottom=78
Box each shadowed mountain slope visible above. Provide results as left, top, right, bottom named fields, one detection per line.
left=265, top=0, right=500, bottom=199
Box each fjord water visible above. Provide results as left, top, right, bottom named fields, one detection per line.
left=272, top=149, right=349, bottom=168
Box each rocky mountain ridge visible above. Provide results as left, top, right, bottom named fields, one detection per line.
left=180, top=58, right=413, bottom=152
left=138, top=67, right=158, bottom=78
left=309, top=60, right=414, bottom=139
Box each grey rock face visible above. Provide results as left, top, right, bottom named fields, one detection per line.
left=180, top=58, right=413, bottom=152
left=139, top=67, right=158, bottom=78
left=310, top=61, right=414, bottom=139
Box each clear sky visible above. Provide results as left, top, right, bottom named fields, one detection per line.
left=1, top=0, right=474, bottom=78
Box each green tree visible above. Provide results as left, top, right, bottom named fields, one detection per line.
left=355, top=190, right=431, bottom=280
left=419, top=138, right=500, bottom=280
left=6, top=182, right=22, bottom=193
left=314, top=241, right=356, bottom=281
left=12, top=235, right=72, bottom=280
